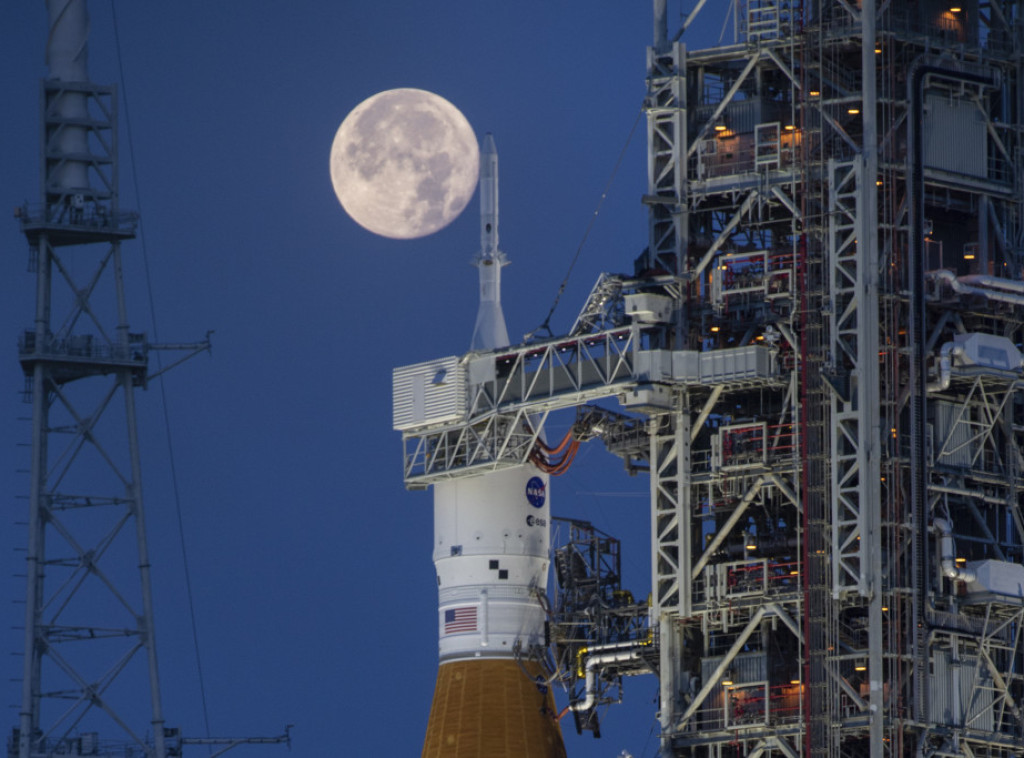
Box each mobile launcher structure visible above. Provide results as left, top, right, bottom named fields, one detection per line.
left=393, top=1, right=1024, bottom=757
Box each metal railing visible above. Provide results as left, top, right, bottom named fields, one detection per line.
left=18, top=331, right=146, bottom=367
left=16, top=202, right=138, bottom=236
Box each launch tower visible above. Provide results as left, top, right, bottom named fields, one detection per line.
left=395, top=1, right=1024, bottom=757
left=634, top=2, right=1024, bottom=756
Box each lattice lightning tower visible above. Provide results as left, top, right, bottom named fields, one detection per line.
left=11, top=3, right=208, bottom=756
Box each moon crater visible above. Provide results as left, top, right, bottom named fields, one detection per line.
left=330, top=89, right=479, bottom=239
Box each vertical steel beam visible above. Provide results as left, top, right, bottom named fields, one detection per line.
left=645, top=37, right=687, bottom=280
left=115, top=241, right=167, bottom=758
left=650, top=408, right=689, bottom=756
left=858, top=4, right=885, bottom=756
left=19, top=235, right=52, bottom=758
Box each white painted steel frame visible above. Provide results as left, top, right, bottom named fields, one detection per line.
left=645, top=30, right=686, bottom=279
left=646, top=17, right=689, bottom=750
left=399, top=328, right=782, bottom=483
left=648, top=8, right=809, bottom=753
left=827, top=159, right=868, bottom=597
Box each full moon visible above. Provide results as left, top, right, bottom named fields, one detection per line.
left=329, top=88, right=480, bottom=239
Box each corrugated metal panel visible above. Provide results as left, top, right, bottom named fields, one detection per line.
left=699, top=652, right=767, bottom=729
left=726, top=100, right=764, bottom=134
left=672, top=350, right=700, bottom=383
left=693, top=99, right=787, bottom=134
left=933, top=400, right=974, bottom=468
left=699, top=345, right=774, bottom=383
left=929, top=649, right=994, bottom=731
left=392, top=356, right=465, bottom=430
left=924, top=95, right=987, bottom=178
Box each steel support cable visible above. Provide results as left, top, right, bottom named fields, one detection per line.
left=110, top=1, right=213, bottom=746
left=528, top=107, right=643, bottom=341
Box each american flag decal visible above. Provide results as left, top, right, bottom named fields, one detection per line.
left=444, top=607, right=477, bottom=634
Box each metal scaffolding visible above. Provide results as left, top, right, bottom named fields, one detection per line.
left=395, top=0, right=1024, bottom=755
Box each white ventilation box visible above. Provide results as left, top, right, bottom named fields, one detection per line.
left=620, top=383, right=674, bottom=410
left=393, top=356, right=465, bottom=431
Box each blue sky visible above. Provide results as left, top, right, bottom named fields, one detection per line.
left=0, top=3, right=726, bottom=756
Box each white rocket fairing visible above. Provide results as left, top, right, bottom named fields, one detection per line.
left=434, top=132, right=550, bottom=662
left=422, top=135, right=564, bottom=758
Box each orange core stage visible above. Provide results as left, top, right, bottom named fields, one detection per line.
left=422, top=659, right=566, bottom=758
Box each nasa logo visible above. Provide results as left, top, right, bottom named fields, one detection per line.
left=526, top=515, right=547, bottom=527
left=525, top=476, right=546, bottom=508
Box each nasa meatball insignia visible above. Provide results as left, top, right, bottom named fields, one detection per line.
left=525, top=476, right=546, bottom=508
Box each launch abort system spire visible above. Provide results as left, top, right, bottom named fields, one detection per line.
left=470, top=132, right=510, bottom=351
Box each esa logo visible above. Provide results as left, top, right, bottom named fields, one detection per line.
left=525, top=476, right=546, bottom=508
left=526, top=514, right=547, bottom=527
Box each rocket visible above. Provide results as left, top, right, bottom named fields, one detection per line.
left=421, top=135, right=566, bottom=758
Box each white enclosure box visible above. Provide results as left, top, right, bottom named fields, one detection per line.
left=697, top=345, right=775, bottom=383
left=392, top=356, right=465, bottom=431
left=963, top=559, right=1024, bottom=602
left=624, top=292, right=674, bottom=324
left=634, top=349, right=673, bottom=383
left=621, top=383, right=674, bottom=410
left=953, top=332, right=1023, bottom=371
